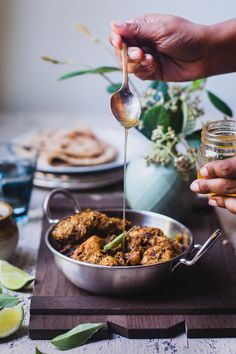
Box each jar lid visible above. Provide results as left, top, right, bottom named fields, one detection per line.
left=0, top=202, right=13, bottom=221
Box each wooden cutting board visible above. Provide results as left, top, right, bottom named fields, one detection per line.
left=29, top=193, right=236, bottom=339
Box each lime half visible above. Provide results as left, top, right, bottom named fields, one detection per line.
left=0, top=303, right=24, bottom=338
left=0, top=260, right=35, bottom=291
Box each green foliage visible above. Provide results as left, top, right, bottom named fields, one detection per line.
left=0, top=293, right=21, bottom=310
left=106, top=82, right=122, bottom=94
left=140, top=106, right=170, bottom=139
left=58, top=66, right=120, bottom=80
left=181, top=101, right=197, bottom=134
left=140, top=78, right=233, bottom=181
left=51, top=322, right=106, bottom=350
left=191, top=78, right=206, bottom=91
left=140, top=79, right=233, bottom=148
left=146, top=126, right=178, bottom=166
left=207, top=91, right=233, bottom=117
left=168, top=100, right=184, bottom=134
left=146, top=125, right=198, bottom=181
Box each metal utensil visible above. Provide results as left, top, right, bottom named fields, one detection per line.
left=44, top=189, right=222, bottom=295
left=110, top=43, right=141, bottom=129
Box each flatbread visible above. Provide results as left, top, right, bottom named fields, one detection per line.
left=28, top=125, right=117, bottom=167
left=47, top=144, right=117, bottom=166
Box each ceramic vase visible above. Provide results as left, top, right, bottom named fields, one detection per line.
left=126, top=157, right=196, bottom=221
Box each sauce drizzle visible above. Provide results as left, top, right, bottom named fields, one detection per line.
left=122, top=127, right=128, bottom=249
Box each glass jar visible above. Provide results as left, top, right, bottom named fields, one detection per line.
left=197, top=119, right=236, bottom=179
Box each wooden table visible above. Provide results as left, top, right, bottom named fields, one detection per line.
left=1, top=113, right=236, bottom=353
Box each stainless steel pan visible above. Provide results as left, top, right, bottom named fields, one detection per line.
left=44, top=189, right=221, bottom=295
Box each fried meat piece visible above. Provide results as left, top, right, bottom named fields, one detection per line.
left=52, top=215, right=81, bottom=244
left=71, top=235, right=105, bottom=264
left=114, top=251, right=126, bottom=266
left=71, top=235, right=125, bottom=266
left=99, top=255, right=118, bottom=266
left=126, top=226, right=165, bottom=249
left=127, top=246, right=143, bottom=266
left=141, top=236, right=175, bottom=265
left=172, top=233, right=189, bottom=253
left=52, top=209, right=131, bottom=245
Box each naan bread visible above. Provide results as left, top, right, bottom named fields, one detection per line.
left=47, top=144, right=117, bottom=166
left=28, top=125, right=117, bottom=167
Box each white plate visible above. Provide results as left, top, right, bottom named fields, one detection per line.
left=34, top=168, right=124, bottom=190
left=13, top=128, right=149, bottom=174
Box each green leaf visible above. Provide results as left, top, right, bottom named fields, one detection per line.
left=0, top=293, right=21, bottom=309
left=191, top=79, right=206, bottom=91
left=35, top=347, right=46, bottom=354
left=141, top=106, right=170, bottom=139
left=0, top=288, right=2, bottom=294
left=149, top=80, right=169, bottom=99
left=186, top=129, right=202, bottom=148
left=104, top=232, right=126, bottom=251
left=181, top=101, right=196, bottom=134
left=106, top=82, right=122, bottom=94
left=207, top=91, right=233, bottom=117
left=51, top=322, right=106, bottom=350
left=169, top=100, right=184, bottom=134
left=58, top=66, right=120, bottom=80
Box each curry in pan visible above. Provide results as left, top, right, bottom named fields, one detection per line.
left=51, top=210, right=189, bottom=267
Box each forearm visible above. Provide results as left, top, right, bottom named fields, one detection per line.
left=206, top=19, right=236, bottom=76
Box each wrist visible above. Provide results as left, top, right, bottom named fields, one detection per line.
left=205, top=20, right=236, bottom=76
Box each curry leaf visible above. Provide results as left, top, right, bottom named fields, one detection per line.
left=104, top=232, right=126, bottom=251
left=191, top=79, right=206, bottom=91
left=58, top=66, right=120, bottom=80
left=51, top=322, right=106, bottom=350
left=141, top=106, right=170, bottom=139
left=0, top=293, right=21, bottom=309
left=106, top=82, right=122, bottom=94
left=207, top=91, right=233, bottom=117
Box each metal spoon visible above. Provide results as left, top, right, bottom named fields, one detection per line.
left=110, top=43, right=141, bottom=129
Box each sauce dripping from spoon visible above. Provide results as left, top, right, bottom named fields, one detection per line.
left=110, top=42, right=141, bottom=250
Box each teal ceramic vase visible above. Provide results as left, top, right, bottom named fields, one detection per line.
left=126, top=157, right=196, bottom=221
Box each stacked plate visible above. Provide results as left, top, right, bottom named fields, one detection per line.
left=33, top=162, right=125, bottom=190
left=14, top=128, right=147, bottom=190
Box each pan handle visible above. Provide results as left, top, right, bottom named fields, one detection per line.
left=172, top=229, right=222, bottom=272
left=43, top=188, right=81, bottom=224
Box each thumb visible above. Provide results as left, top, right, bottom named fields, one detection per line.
left=111, top=17, right=156, bottom=42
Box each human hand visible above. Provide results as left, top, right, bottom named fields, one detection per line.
left=110, top=14, right=210, bottom=82
left=190, top=156, right=236, bottom=214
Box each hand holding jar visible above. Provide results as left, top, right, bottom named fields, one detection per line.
left=190, top=120, right=236, bottom=214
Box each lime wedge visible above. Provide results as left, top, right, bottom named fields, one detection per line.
left=0, top=303, right=24, bottom=338
left=0, top=260, right=35, bottom=291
